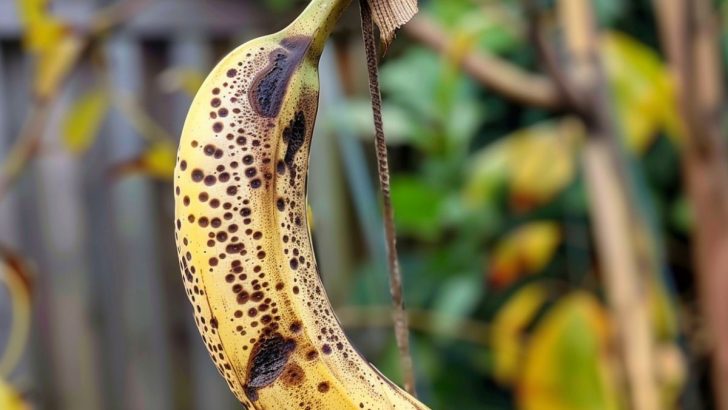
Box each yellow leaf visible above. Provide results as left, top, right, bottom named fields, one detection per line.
left=158, top=68, right=206, bottom=97
left=491, top=284, right=549, bottom=385
left=140, top=141, right=177, bottom=180
left=489, top=222, right=561, bottom=288
left=62, top=88, right=110, bottom=154
left=602, top=32, right=683, bottom=152
left=0, top=380, right=29, bottom=410
left=34, top=34, right=85, bottom=99
left=16, top=0, right=66, bottom=53
left=463, top=118, right=584, bottom=211
left=520, top=293, right=622, bottom=410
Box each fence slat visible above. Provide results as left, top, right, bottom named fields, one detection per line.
left=105, top=34, right=174, bottom=410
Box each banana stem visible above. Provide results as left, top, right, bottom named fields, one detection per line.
left=289, top=0, right=353, bottom=56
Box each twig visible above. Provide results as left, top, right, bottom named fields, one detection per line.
left=359, top=0, right=417, bottom=396
left=0, top=104, right=51, bottom=199
left=405, top=15, right=562, bottom=110
left=522, top=0, right=590, bottom=118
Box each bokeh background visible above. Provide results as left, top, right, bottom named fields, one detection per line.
left=1, top=0, right=727, bottom=409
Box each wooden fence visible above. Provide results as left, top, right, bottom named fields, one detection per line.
left=0, top=1, right=384, bottom=408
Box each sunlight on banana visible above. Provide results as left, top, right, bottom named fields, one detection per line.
left=173, top=0, right=428, bottom=408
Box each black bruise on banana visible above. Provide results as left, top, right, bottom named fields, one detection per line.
left=282, top=110, right=307, bottom=183
left=249, top=36, right=312, bottom=118
left=245, top=333, right=297, bottom=401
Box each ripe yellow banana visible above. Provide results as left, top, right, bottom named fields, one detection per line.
left=174, top=1, right=428, bottom=408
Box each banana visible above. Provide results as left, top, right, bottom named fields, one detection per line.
left=173, top=0, right=428, bottom=409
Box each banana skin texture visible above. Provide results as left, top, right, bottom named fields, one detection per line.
left=173, top=1, right=429, bottom=409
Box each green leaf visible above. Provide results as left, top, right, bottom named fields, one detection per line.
left=391, top=175, right=444, bottom=240
left=325, top=99, right=417, bottom=146
left=670, top=196, right=693, bottom=234
left=62, top=88, right=110, bottom=155
left=432, top=274, right=483, bottom=338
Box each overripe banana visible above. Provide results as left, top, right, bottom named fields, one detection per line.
left=173, top=0, right=428, bottom=408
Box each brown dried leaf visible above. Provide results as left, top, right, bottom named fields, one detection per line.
left=366, top=0, right=418, bottom=48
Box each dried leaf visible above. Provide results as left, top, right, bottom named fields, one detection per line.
left=489, top=222, right=562, bottom=289
left=367, top=0, right=418, bottom=48
left=62, top=88, right=110, bottom=155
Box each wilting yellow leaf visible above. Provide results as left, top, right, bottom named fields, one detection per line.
left=519, top=292, right=621, bottom=410
left=34, top=34, right=85, bottom=99
left=488, top=222, right=561, bottom=289
left=602, top=32, right=683, bottom=152
left=463, top=118, right=584, bottom=211
left=0, top=380, right=29, bottom=410
left=16, top=0, right=66, bottom=53
left=16, top=0, right=83, bottom=99
left=491, top=284, right=548, bottom=385
left=62, top=88, right=110, bottom=154
left=158, top=68, right=206, bottom=97
left=140, top=141, right=177, bottom=180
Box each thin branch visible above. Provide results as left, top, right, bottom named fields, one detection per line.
left=404, top=15, right=563, bottom=110
left=359, top=0, right=417, bottom=396
left=0, top=104, right=51, bottom=199
left=522, top=1, right=591, bottom=119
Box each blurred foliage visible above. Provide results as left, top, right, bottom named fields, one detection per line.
left=332, top=0, right=691, bottom=408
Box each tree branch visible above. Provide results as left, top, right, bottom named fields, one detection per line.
left=404, top=15, right=563, bottom=110
left=652, top=1, right=728, bottom=408
left=558, top=1, right=660, bottom=409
